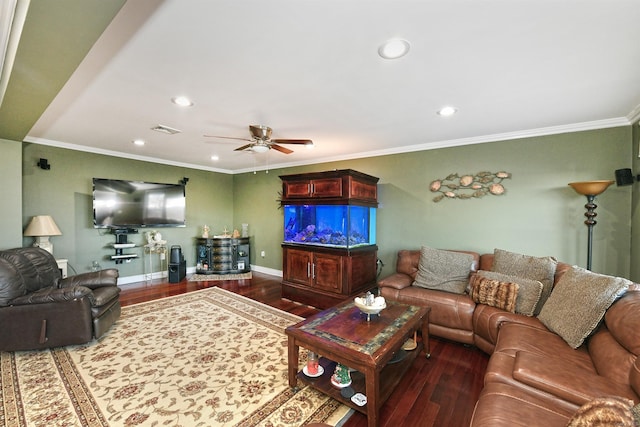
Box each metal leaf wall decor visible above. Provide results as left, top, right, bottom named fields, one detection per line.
left=430, top=171, right=512, bottom=202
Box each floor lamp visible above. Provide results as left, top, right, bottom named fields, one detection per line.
left=568, top=180, right=614, bottom=270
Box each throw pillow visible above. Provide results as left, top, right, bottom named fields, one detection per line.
left=475, top=270, right=543, bottom=316
left=566, top=396, right=636, bottom=427
left=538, top=266, right=631, bottom=349
left=492, top=248, right=557, bottom=314
left=412, top=246, right=475, bottom=294
left=468, top=275, right=518, bottom=313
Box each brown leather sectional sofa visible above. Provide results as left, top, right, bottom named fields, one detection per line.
left=378, top=249, right=640, bottom=426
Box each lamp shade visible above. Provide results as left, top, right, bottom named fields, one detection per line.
left=568, top=180, right=615, bottom=196
left=24, top=215, right=62, bottom=236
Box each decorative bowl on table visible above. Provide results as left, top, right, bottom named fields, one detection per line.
left=354, top=295, right=386, bottom=321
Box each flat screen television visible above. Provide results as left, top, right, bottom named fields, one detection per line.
left=93, top=178, right=186, bottom=229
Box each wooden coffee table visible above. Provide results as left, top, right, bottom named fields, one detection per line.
left=285, top=299, right=430, bottom=427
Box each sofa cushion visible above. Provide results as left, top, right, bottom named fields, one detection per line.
left=603, top=290, right=640, bottom=356
left=588, top=327, right=636, bottom=386
left=394, top=250, right=422, bottom=279
left=491, top=248, right=557, bottom=314
left=475, top=270, right=543, bottom=316
left=470, top=382, right=574, bottom=427
left=538, top=266, right=631, bottom=349
left=412, top=246, right=475, bottom=294
left=381, top=284, right=476, bottom=337
left=493, top=322, right=595, bottom=369
left=469, top=275, right=518, bottom=313
left=0, top=258, right=26, bottom=306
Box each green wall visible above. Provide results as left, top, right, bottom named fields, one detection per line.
left=21, top=144, right=233, bottom=281
left=13, top=124, right=638, bottom=283
left=234, top=126, right=634, bottom=279
left=0, top=139, right=23, bottom=248
left=631, top=121, right=640, bottom=282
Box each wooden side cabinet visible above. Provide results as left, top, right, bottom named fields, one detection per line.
left=282, top=245, right=377, bottom=309
left=195, top=237, right=250, bottom=274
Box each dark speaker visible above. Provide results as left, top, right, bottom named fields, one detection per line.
left=169, top=260, right=186, bottom=283
left=615, top=168, right=634, bottom=186
left=170, top=245, right=183, bottom=264
left=37, top=158, right=50, bottom=170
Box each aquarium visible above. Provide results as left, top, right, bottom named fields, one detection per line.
left=283, top=204, right=376, bottom=248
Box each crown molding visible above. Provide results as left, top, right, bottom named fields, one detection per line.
left=627, top=103, right=640, bottom=124
left=24, top=116, right=631, bottom=175
left=23, top=136, right=234, bottom=174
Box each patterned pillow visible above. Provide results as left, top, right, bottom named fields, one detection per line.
left=475, top=270, right=543, bottom=316
left=412, top=246, right=475, bottom=295
left=469, top=275, right=518, bottom=313
left=492, top=248, right=557, bottom=314
left=538, top=266, right=631, bottom=349
left=566, top=396, right=636, bottom=427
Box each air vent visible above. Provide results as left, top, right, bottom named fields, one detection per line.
left=151, top=124, right=181, bottom=135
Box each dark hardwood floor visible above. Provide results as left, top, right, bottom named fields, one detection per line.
left=119, top=271, right=488, bottom=427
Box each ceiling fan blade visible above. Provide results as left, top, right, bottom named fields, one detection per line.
left=271, top=139, right=313, bottom=145
left=204, top=135, right=252, bottom=142
left=270, top=144, right=294, bottom=154
left=234, top=143, right=255, bottom=151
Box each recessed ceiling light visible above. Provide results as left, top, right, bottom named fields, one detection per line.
left=171, top=96, right=193, bottom=107
left=437, top=106, right=458, bottom=117
left=378, top=39, right=410, bottom=60
left=132, top=139, right=145, bottom=146
left=210, top=155, right=219, bottom=161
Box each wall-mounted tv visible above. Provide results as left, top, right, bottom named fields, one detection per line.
left=93, top=178, right=186, bottom=229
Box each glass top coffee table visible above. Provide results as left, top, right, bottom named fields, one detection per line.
left=285, top=299, right=430, bottom=427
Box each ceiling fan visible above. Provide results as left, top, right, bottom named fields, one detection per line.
left=204, top=125, right=313, bottom=154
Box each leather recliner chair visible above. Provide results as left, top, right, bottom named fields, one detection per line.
left=0, top=247, right=121, bottom=351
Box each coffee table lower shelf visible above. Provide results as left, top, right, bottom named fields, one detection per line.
left=296, top=342, right=424, bottom=415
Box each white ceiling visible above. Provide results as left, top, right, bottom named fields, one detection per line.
left=24, top=0, right=640, bottom=174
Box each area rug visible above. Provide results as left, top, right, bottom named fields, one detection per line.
left=0, top=287, right=351, bottom=426
left=188, top=272, right=253, bottom=281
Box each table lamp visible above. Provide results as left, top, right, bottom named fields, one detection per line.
left=568, top=180, right=614, bottom=270
left=24, top=215, right=62, bottom=254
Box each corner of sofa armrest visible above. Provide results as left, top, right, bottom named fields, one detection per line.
left=59, top=269, right=119, bottom=289
left=378, top=273, right=413, bottom=290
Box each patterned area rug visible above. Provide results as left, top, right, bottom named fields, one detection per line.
left=0, top=288, right=351, bottom=426
left=188, top=272, right=253, bottom=281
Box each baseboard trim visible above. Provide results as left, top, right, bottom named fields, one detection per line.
left=117, top=265, right=283, bottom=287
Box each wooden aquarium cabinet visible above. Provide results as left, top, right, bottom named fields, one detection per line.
left=280, top=169, right=379, bottom=309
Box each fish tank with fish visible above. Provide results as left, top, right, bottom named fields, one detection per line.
left=283, top=204, right=376, bottom=249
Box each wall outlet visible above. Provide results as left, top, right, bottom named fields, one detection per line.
left=260, top=250, right=265, bottom=257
